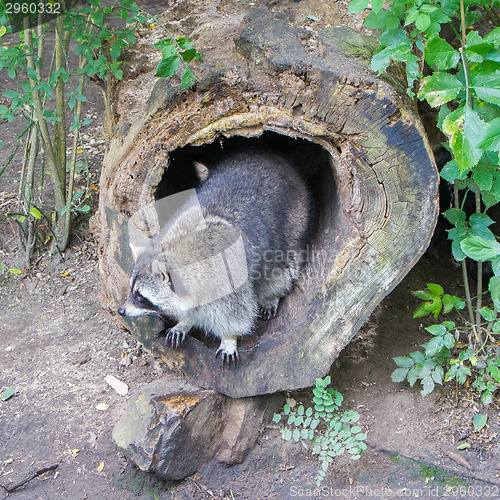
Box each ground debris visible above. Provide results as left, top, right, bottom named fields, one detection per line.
left=0, top=463, right=59, bottom=493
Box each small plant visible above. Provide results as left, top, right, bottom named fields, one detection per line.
left=472, top=356, right=500, bottom=405
left=273, top=376, right=367, bottom=485
left=413, top=283, right=465, bottom=320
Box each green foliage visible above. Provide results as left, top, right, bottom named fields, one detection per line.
left=273, top=377, right=367, bottom=485
left=0, top=0, right=201, bottom=268
left=413, top=283, right=465, bottom=319
left=349, top=0, right=500, bottom=408
left=154, top=36, right=201, bottom=87
left=472, top=356, right=500, bottom=404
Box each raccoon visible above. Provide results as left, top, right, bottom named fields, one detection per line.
left=118, top=148, right=312, bottom=367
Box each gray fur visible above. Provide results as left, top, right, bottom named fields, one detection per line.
left=118, top=148, right=312, bottom=366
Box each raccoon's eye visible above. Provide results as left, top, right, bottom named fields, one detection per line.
left=133, top=291, right=155, bottom=310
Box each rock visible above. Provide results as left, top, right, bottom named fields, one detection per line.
left=112, top=377, right=225, bottom=481
left=113, top=376, right=284, bottom=479
left=216, top=394, right=284, bottom=465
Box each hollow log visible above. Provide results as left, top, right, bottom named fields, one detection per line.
left=97, top=5, right=439, bottom=398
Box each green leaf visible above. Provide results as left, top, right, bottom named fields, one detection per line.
left=393, top=356, right=413, bottom=368
left=469, top=213, right=495, bottom=230
left=471, top=71, right=500, bottom=106
left=461, top=235, right=500, bottom=261
left=371, top=44, right=410, bottom=74
left=410, top=351, right=425, bottom=364
left=457, top=442, right=470, bottom=450
left=413, top=290, right=434, bottom=301
left=426, top=283, right=444, bottom=296
left=425, top=336, right=445, bottom=357
left=391, top=367, right=409, bottom=383
left=425, top=324, right=446, bottom=336
left=489, top=276, right=500, bottom=310
left=421, top=376, right=435, bottom=397
left=9, top=268, right=22, bottom=275
left=418, top=72, right=463, bottom=107
left=479, top=307, right=497, bottom=322
left=347, top=0, right=370, bottom=14
left=29, top=207, right=41, bottom=219
left=415, top=13, right=431, bottom=32
left=110, top=42, right=121, bottom=60
left=473, top=414, right=487, bottom=431
left=292, top=429, right=301, bottom=441
left=3, top=89, right=19, bottom=99
left=306, top=407, right=313, bottom=417
left=176, top=37, right=195, bottom=50
left=443, top=333, right=455, bottom=349
left=479, top=117, right=500, bottom=152
left=181, top=66, right=195, bottom=88
left=445, top=208, right=467, bottom=226
left=441, top=160, right=466, bottom=183
left=432, top=366, right=444, bottom=384
left=363, top=10, right=400, bottom=30
left=180, top=49, right=198, bottom=63
left=283, top=429, right=292, bottom=440
left=413, top=302, right=432, bottom=318
left=155, top=55, right=180, bottom=78
left=272, top=413, right=281, bottom=423
left=370, top=0, right=383, bottom=13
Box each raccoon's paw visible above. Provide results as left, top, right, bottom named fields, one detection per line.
left=165, top=325, right=189, bottom=349
left=215, top=338, right=239, bottom=368
left=259, top=298, right=280, bottom=321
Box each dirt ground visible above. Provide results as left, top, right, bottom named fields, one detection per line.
left=1, top=1, right=499, bottom=499
left=1, top=235, right=499, bottom=500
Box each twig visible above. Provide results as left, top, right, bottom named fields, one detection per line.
left=0, top=463, right=59, bottom=493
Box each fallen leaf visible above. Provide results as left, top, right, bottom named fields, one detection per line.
left=95, top=403, right=109, bottom=411
left=96, top=461, right=105, bottom=472
left=105, top=375, right=129, bottom=396
left=3, top=458, right=13, bottom=465
left=443, top=449, right=473, bottom=470
left=0, top=386, right=15, bottom=401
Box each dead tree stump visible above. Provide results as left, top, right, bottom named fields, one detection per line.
left=97, top=7, right=439, bottom=399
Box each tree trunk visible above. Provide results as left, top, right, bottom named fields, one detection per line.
left=96, top=4, right=438, bottom=398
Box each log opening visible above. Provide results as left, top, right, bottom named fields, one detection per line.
left=155, top=132, right=341, bottom=353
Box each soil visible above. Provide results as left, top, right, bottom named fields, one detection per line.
left=1, top=1, right=499, bottom=499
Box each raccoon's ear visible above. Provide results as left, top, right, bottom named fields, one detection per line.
left=151, top=259, right=170, bottom=282
left=193, top=161, right=209, bottom=182
left=129, top=241, right=148, bottom=262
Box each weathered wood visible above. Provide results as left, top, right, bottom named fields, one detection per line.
left=97, top=5, right=438, bottom=398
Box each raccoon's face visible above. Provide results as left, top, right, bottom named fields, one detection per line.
left=118, top=259, right=180, bottom=323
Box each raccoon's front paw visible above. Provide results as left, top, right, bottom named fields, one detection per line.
left=259, top=298, right=280, bottom=320
left=165, top=325, right=189, bottom=349
left=215, top=337, right=239, bottom=368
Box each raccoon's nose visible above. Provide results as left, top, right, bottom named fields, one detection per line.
left=118, top=307, right=126, bottom=317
